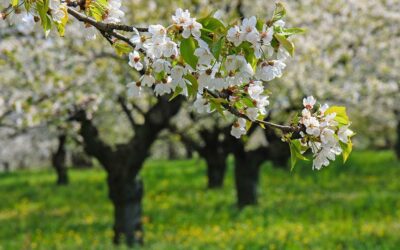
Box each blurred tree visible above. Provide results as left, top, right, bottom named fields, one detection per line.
left=51, top=131, right=68, bottom=185
left=71, top=96, right=183, bottom=246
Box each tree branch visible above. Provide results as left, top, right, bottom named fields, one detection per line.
left=205, top=89, right=301, bottom=133
left=117, top=95, right=136, bottom=130
left=66, top=7, right=147, bottom=49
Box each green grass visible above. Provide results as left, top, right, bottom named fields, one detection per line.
left=1, top=151, right=400, bottom=249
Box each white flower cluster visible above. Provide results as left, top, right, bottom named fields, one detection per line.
left=299, top=96, right=354, bottom=170
left=126, top=8, right=293, bottom=139
left=104, top=0, right=124, bottom=23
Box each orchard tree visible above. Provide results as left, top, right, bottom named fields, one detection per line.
left=1, top=0, right=355, bottom=246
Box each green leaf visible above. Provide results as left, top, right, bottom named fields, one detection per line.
left=209, top=98, right=225, bottom=116
left=274, top=34, right=294, bottom=56
left=11, top=0, right=19, bottom=7
left=180, top=37, right=198, bottom=69
left=272, top=2, right=286, bottom=22
left=280, top=27, right=306, bottom=36
left=36, top=0, right=52, bottom=36
left=113, top=41, right=131, bottom=56
left=340, top=140, right=352, bottom=163
left=292, top=140, right=309, bottom=161
left=198, top=16, right=226, bottom=32
left=291, top=112, right=300, bottom=125
left=245, top=120, right=252, bottom=131
left=289, top=143, right=298, bottom=171
left=211, top=37, right=225, bottom=59
left=169, top=86, right=183, bottom=101
left=325, top=106, right=349, bottom=125
left=86, top=0, right=108, bottom=21
left=289, top=139, right=309, bottom=170
left=184, top=74, right=199, bottom=98
left=242, top=97, right=255, bottom=108
left=56, top=8, right=68, bottom=37
left=256, top=19, right=264, bottom=31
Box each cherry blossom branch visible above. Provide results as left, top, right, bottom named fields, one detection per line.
left=205, top=89, right=301, bottom=133
left=66, top=7, right=148, bottom=49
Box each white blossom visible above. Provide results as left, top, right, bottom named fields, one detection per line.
left=227, top=26, right=244, bottom=46
left=172, top=8, right=191, bottom=26
left=127, top=82, right=141, bottom=97
left=241, top=16, right=259, bottom=45
left=154, top=77, right=173, bottom=96
left=255, top=60, right=286, bottom=81
left=193, top=94, right=211, bottom=113
left=128, top=51, right=143, bottom=71
left=246, top=107, right=259, bottom=121
left=182, top=19, right=202, bottom=39
left=303, top=96, right=316, bottom=109
left=231, top=118, right=247, bottom=138
left=338, top=125, right=354, bottom=143
left=140, top=74, right=155, bottom=87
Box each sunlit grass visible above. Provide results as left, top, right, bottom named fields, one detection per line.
left=0, top=151, right=399, bottom=249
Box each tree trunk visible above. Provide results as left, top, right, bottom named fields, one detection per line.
left=108, top=173, right=144, bottom=247
left=232, top=143, right=267, bottom=208
left=205, top=154, right=227, bottom=189
left=52, top=134, right=68, bottom=185
left=234, top=152, right=260, bottom=208
left=72, top=96, right=183, bottom=247
left=265, top=129, right=290, bottom=168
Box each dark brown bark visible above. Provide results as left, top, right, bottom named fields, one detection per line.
left=71, top=152, right=93, bottom=169
left=265, top=129, right=290, bottom=168
left=72, top=97, right=183, bottom=246
left=198, top=126, right=230, bottom=189
left=232, top=138, right=267, bottom=208
left=51, top=134, right=68, bottom=185
left=205, top=156, right=227, bottom=188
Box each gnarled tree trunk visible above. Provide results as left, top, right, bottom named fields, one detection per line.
left=199, top=128, right=229, bottom=189
left=73, top=96, right=183, bottom=247
left=108, top=172, right=144, bottom=246
left=52, top=134, right=68, bottom=185
left=232, top=137, right=267, bottom=208
left=205, top=154, right=227, bottom=188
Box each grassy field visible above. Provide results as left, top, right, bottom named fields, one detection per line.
left=0, top=151, right=399, bottom=249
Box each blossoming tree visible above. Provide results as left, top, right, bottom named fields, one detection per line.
left=1, top=0, right=356, bottom=245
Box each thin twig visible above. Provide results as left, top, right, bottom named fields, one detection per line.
left=117, top=95, right=137, bottom=130
left=205, top=90, right=300, bottom=133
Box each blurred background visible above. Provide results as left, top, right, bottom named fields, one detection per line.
left=0, top=0, right=399, bottom=249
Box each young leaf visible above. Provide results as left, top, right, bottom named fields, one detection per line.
left=211, top=37, right=225, bottom=59
left=290, top=139, right=309, bottom=170
left=241, top=97, right=255, bottom=108
left=274, top=34, right=294, bottom=56
left=340, top=140, right=352, bottom=163
left=289, top=142, right=298, bottom=171
left=169, top=86, right=183, bottom=101
left=272, top=2, right=286, bottom=22
left=292, top=139, right=309, bottom=161
left=325, top=106, right=349, bottom=125
left=11, top=0, right=19, bottom=7
left=113, top=41, right=131, bottom=56
left=184, top=74, right=198, bottom=98
left=36, top=0, right=52, bottom=36
left=281, top=27, right=306, bottom=36
left=198, top=16, right=226, bottom=32
left=56, top=8, right=69, bottom=37
left=180, top=37, right=198, bottom=69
